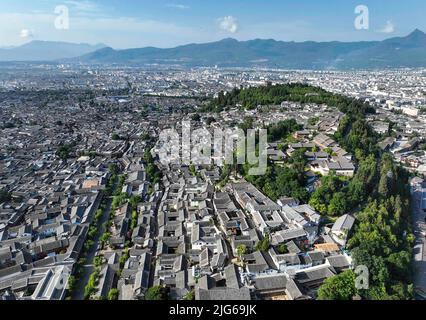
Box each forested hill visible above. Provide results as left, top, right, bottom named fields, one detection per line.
left=214, top=83, right=414, bottom=299
left=206, top=82, right=375, bottom=114
left=75, top=29, right=426, bottom=69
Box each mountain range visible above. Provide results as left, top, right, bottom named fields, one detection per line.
left=2, top=29, right=426, bottom=69
left=0, top=41, right=106, bottom=62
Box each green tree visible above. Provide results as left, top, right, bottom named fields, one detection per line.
left=112, top=133, right=121, bottom=141
left=256, top=236, right=270, bottom=252
left=328, top=192, right=349, bottom=216
left=308, top=117, right=319, bottom=126
left=386, top=251, right=412, bottom=282
left=129, top=195, right=141, bottom=209
left=141, top=133, right=151, bottom=142
left=277, top=244, right=289, bottom=254
left=236, top=244, right=247, bottom=261
left=289, top=148, right=308, bottom=174
left=0, top=189, right=11, bottom=203
left=317, top=270, right=357, bottom=300
left=239, top=116, right=254, bottom=133
left=309, top=175, right=347, bottom=215
left=378, top=173, right=390, bottom=198
left=108, top=288, right=119, bottom=300
left=189, top=165, right=197, bottom=177
left=100, top=232, right=110, bottom=244
left=108, top=163, right=119, bottom=175
left=145, top=286, right=167, bottom=300
left=267, top=119, right=302, bottom=141
left=56, top=142, right=75, bottom=160
left=131, top=210, right=139, bottom=229
left=183, top=290, right=195, bottom=301
left=67, top=275, right=76, bottom=293
left=119, top=248, right=130, bottom=269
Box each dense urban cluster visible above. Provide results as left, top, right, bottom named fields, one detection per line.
left=0, top=66, right=425, bottom=300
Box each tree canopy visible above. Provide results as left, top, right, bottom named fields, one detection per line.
left=317, top=270, right=357, bottom=300
left=0, top=189, right=11, bottom=203
left=145, top=286, right=168, bottom=300
left=206, top=83, right=376, bottom=114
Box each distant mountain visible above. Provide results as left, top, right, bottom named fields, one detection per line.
left=76, top=29, right=426, bottom=69
left=0, top=41, right=107, bottom=62
left=2, top=30, right=426, bottom=69
left=77, top=38, right=378, bottom=69
left=332, top=29, right=426, bottom=69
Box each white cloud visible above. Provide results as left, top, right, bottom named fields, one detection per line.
left=0, top=11, right=203, bottom=48
left=217, top=16, right=239, bottom=34
left=166, top=4, right=190, bottom=10
left=63, top=0, right=100, bottom=13
left=378, top=20, right=395, bottom=33
left=20, top=28, right=34, bottom=38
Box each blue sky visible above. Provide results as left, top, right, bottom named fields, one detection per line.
left=1, top=0, right=425, bottom=48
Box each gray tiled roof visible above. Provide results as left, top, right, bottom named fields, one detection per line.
left=332, top=214, right=355, bottom=232
left=195, top=287, right=251, bottom=301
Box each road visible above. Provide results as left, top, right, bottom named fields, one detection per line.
left=72, top=197, right=113, bottom=300
left=412, top=185, right=426, bottom=299
left=148, top=212, right=158, bottom=289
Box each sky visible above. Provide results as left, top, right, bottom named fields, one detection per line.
left=0, top=0, right=425, bottom=49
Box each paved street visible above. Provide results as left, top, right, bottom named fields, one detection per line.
left=72, top=197, right=113, bottom=300
left=412, top=186, right=426, bottom=299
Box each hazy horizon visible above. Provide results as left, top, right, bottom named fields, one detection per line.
left=1, top=0, right=426, bottom=49
left=1, top=28, right=424, bottom=51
